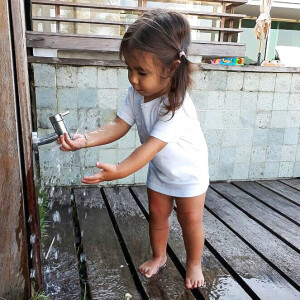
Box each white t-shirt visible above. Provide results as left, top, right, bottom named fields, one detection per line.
left=117, top=86, right=209, bottom=197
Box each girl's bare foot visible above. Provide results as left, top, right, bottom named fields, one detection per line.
left=185, top=263, right=204, bottom=289
left=139, top=255, right=167, bottom=278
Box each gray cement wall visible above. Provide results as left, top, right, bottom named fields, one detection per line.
left=33, top=64, right=300, bottom=186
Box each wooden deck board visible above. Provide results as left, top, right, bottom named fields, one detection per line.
left=42, top=188, right=81, bottom=300
left=42, top=179, right=300, bottom=299
left=103, top=186, right=195, bottom=299
left=206, top=187, right=300, bottom=288
left=210, top=182, right=300, bottom=251
left=257, top=180, right=300, bottom=206
left=131, top=185, right=251, bottom=300
left=73, top=187, right=140, bottom=300
left=232, top=181, right=300, bottom=225
left=279, top=179, right=300, bottom=191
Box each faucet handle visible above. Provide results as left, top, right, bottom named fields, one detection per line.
left=61, top=111, right=70, bottom=117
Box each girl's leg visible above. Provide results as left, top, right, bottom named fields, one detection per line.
left=175, top=193, right=206, bottom=289
left=139, top=188, right=174, bottom=278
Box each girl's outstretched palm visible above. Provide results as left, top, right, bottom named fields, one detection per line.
left=58, top=132, right=86, bottom=151
left=81, top=162, right=118, bottom=184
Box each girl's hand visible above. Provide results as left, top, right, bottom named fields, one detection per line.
left=57, top=132, right=86, bottom=151
left=81, top=162, right=118, bottom=184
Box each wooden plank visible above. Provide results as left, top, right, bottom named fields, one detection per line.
left=32, top=16, right=243, bottom=33
left=232, top=181, right=300, bottom=225
left=279, top=179, right=300, bottom=191
left=26, top=32, right=246, bottom=57
left=197, top=64, right=300, bottom=73
left=31, top=0, right=247, bottom=19
left=10, top=0, right=43, bottom=289
left=257, top=180, right=300, bottom=206
left=103, top=186, right=196, bottom=299
left=27, top=56, right=126, bottom=67
left=202, top=209, right=300, bottom=300
left=205, top=187, right=300, bottom=289
left=73, top=187, right=140, bottom=299
left=42, top=187, right=81, bottom=299
left=0, top=0, right=30, bottom=297
left=210, top=182, right=300, bottom=252
left=131, top=185, right=252, bottom=300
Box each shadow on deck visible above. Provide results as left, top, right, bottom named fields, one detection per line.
left=42, top=179, right=300, bottom=300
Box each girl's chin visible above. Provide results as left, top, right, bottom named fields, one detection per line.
left=136, top=90, right=147, bottom=96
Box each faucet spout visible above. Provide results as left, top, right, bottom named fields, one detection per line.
left=32, top=132, right=58, bottom=149
left=32, top=111, right=72, bottom=150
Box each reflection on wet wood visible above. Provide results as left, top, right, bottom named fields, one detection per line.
left=131, top=185, right=251, bottom=300
left=42, top=188, right=81, bottom=299
left=74, top=187, right=140, bottom=299
left=206, top=188, right=300, bottom=288
left=211, top=182, right=300, bottom=251
left=103, top=186, right=195, bottom=300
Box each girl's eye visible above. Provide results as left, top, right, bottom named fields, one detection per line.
left=139, top=72, right=147, bottom=76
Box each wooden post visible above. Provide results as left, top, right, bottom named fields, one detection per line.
left=0, top=0, right=30, bottom=298
left=0, top=0, right=42, bottom=298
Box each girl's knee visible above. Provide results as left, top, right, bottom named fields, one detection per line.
left=149, top=199, right=173, bottom=220
left=177, top=210, right=203, bottom=227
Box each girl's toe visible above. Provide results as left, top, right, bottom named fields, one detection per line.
left=185, top=280, right=192, bottom=289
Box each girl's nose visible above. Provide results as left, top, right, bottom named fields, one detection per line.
left=129, top=73, right=138, bottom=86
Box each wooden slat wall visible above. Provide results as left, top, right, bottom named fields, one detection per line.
left=28, top=0, right=246, bottom=58
left=26, top=31, right=246, bottom=58
left=10, top=0, right=43, bottom=291
left=0, top=0, right=30, bottom=298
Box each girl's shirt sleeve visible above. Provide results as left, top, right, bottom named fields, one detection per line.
left=117, top=87, right=136, bottom=126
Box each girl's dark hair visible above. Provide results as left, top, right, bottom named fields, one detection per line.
left=119, top=9, right=193, bottom=117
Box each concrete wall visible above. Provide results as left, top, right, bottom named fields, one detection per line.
left=33, top=64, right=300, bottom=186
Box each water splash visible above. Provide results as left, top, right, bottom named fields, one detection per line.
left=30, top=268, right=36, bottom=278
left=28, top=215, right=32, bottom=223
left=80, top=253, right=86, bottom=262
left=56, top=233, right=61, bottom=243
left=30, top=234, right=36, bottom=244
left=52, top=211, right=61, bottom=223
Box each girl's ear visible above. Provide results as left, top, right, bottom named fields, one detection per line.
left=167, top=59, right=181, bottom=77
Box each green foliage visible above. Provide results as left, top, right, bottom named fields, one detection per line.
left=36, top=183, right=49, bottom=244
left=30, top=292, right=51, bottom=300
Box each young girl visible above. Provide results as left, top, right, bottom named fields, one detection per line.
left=58, top=9, right=209, bottom=289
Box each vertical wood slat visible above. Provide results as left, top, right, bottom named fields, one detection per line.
left=55, top=1, right=60, bottom=33
left=9, top=0, right=43, bottom=293
left=0, top=0, right=30, bottom=298
left=227, top=6, right=234, bottom=42
left=219, top=2, right=226, bottom=42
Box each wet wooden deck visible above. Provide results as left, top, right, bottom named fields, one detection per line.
left=42, top=179, right=300, bottom=300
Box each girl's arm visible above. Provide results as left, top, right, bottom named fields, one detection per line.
left=81, top=137, right=167, bottom=184
left=59, top=116, right=131, bottom=151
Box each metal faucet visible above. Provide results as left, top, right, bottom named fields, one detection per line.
left=32, top=111, right=72, bottom=151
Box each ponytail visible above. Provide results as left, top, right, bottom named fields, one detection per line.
left=120, top=9, right=194, bottom=118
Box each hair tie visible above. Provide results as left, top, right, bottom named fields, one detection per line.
left=179, top=51, right=186, bottom=59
